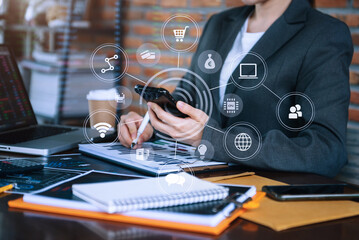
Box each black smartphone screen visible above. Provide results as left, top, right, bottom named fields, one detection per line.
left=262, top=184, right=359, bottom=201
left=134, top=85, right=188, bottom=118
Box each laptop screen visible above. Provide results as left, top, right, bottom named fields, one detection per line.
left=0, top=45, right=36, bottom=132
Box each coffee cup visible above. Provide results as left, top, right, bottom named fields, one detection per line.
left=86, top=88, right=118, bottom=129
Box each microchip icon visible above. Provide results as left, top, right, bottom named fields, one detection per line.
left=227, top=101, right=236, bottom=110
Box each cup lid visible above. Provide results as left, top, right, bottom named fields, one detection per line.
left=86, top=88, right=117, bottom=100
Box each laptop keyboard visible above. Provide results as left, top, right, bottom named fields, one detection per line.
left=0, top=126, right=76, bottom=144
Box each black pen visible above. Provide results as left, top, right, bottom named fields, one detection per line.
left=212, top=192, right=243, bottom=213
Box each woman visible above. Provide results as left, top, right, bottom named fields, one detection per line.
left=118, top=0, right=353, bottom=177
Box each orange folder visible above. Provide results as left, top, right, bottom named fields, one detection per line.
left=8, top=192, right=265, bottom=236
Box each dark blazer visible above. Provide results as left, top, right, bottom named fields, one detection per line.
left=177, top=0, right=353, bottom=177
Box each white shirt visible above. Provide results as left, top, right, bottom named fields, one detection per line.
left=219, top=17, right=265, bottom=104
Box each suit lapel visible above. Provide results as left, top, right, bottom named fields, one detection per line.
left=222, top=0, right=309, bottom=126
left=209, top=7, right=253, bottom=125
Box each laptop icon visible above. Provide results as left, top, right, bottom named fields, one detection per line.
left=0, top=45, right=101, bottom=156
left=238, top=63, right=258, bottom=79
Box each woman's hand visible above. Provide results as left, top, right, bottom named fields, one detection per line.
left=147, top=101, right=209, bottom=146
left=118, top=112, right=154, bottom=148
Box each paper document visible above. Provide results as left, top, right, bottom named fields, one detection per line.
left=79, top=140, right=227, bottom=175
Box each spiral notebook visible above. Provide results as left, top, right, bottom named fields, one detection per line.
left=73, top=172, right=229, bottom=213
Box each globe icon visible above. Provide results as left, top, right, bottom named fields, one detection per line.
left=234, top=133, right=252, bottom=151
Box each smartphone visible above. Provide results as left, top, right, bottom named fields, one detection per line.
left=134, top=84, right=188, bottom=118
left=262, top=184, right=359, bottom=201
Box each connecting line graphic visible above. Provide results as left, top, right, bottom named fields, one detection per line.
left=101, top=54, right=118, bottom=73
left=206, top=124, right=225, bottom=134
left=174, top=141, right=178, bottom=159
left=177, top=53, right=180, bottom=68
left=262, top=84, right=281, bottom=100
left=125, top=73, right=147, bottom=84
left=209, top=81, right=281, bottom=100
left=119, top=119, right=142, bottom=126
left=209, top=82, right=233, bottom=91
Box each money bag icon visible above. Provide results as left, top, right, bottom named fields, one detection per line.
left=204, top=54, right=215, bottom=70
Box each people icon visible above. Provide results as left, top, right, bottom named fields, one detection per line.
left=288, top=104, right=302, bottom=119
left=204, top=54, right=215, bottom=69
left=295, top=104, right=302, bottom=117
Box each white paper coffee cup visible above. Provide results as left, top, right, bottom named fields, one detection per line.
left=87, top=88, right=118, bottom=129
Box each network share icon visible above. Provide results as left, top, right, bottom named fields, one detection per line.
left=101, top=54, right=118, bottom=73
left=90, top=44, right=129, bottom=83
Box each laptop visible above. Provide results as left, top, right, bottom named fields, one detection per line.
left=0, top=45, right=100, bottom=156
left=238, top=63, right=258, bottom=79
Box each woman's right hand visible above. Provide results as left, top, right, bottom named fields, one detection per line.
left=118, top=112, right=154, bottom=148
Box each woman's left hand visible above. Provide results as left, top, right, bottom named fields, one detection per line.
left=147, top=101, right=209, bottom=146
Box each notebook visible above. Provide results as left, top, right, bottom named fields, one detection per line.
left=79, top=140, right=228, bottom=176
left=9, top=172, right=263, bottom=235
left=73, top=172, right=229, bottom=213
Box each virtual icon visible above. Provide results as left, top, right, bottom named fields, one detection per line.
left=223, top=98, right=240, bottom=114
left=165, top=173, right=185, bottom=186
left=204, top=54, right=215, bottom=69
left=288, top=104, right=302, bottom=119
left=140, top=50, right=156, bottom=60
left=173, top=26, right=189, bottom=42
left=93, top=122, right=112, bottom=138
left=136, top=148, right=150, bottom=161
left=234, top=133, right=252, bottom=152
left=115, top=93, right=125, bottom=104
left=197, top=144, right=207, bottom=159
left=101, top=54, right=118, bottom=74
left=238, top=63, right=258, bottom=79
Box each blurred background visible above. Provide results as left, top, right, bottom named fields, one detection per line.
left=1, top=0, right=359, bottom=183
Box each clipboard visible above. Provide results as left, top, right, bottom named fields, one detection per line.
left=8, top=192, right=265, bottom=236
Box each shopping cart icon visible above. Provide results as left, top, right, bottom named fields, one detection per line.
left=173, top=26, right=189, bottom=42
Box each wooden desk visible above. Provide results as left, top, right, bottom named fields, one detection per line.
left=1, top=158, right=359, bottom=239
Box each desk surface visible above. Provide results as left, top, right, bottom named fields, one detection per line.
left=1, top=158, right=359, bottom=240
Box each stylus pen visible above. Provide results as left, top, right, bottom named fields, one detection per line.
left=0, top=184, right=13, bottom=194
left=131, top=112, right=150, bottom=149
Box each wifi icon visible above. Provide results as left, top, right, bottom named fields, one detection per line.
left=94, top=122, right=112, bottom=138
